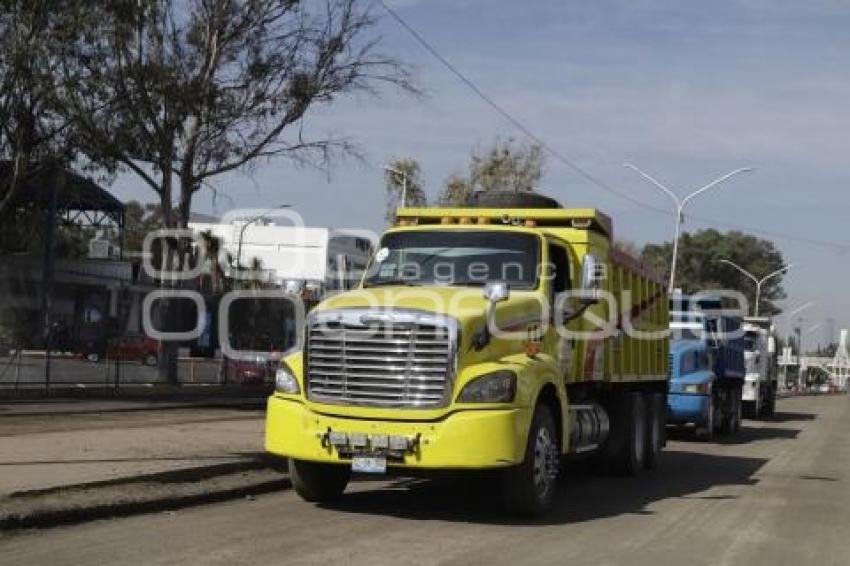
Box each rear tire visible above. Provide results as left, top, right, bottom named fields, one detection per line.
left=503, top=404, right=560, bottom=516
left=603, top=393, right=647, bottom=475
left=289, top=459, right=351, bottom=503
left=644, top=393, right=665, bottom=470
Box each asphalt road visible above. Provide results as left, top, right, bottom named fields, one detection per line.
left=2, top=394, right=848, bottom=566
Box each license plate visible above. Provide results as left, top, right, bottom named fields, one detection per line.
left=352, top=455, right=387, bottom=474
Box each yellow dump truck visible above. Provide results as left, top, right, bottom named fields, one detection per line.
left=266, top=194, right=669, bottom=515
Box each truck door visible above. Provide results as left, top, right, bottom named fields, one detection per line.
left=547, top=242, right=573, bottom=380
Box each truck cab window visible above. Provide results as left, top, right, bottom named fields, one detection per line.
left=547, top=243, right=570, bottom=303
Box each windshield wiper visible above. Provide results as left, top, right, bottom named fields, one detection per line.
left=363, top=279, right=421, bottom=288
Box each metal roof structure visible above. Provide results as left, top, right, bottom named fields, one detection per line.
left=1, top=161, right=124, bottom=227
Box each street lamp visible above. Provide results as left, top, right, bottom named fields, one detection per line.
left=384, top=166, right=409, bottom=208
left=236, top=204, right=291, bottom=269
left=715, top=259, right=792, bottom=317
left=623, top=163, right=754, bottom=290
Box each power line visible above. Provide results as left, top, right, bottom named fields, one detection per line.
left=377, top=0, right=850, bottom=254
left=377, top=0, right=657, bottom=212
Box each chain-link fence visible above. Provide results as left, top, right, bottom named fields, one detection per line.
left=0, top=254, right=297, bottom=395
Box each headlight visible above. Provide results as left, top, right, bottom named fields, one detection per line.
left=457, top=370, right=516, bottom=403
left=683, top=382, right=711, bottom=395
left=275, top=363, right=300, bottom=394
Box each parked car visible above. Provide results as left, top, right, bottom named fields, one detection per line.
left=106, top=335, right=160, bottom=366
left=77, top=338, right=107, bottom=363
left=224, top=355, right=276, bottom=384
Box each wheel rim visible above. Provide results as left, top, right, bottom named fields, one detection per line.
left=533, top=427, right=558, bottom=497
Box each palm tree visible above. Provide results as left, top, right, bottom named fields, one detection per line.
left=196, top=230, right=226, bottom=294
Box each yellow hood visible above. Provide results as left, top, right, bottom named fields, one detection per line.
left=315, top=286, right=545, bottom=349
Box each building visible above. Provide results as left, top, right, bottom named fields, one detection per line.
left=188, top=215, right=373, bottom=296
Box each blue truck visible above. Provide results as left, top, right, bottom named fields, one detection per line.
left=667, top=295, right=746, bottom=440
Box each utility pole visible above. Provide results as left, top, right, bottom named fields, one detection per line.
left=623, top=163, right=754, bottom=291
left=236, top=204, right=290, bottom=270
left=384, top=166, right=409, bottom=208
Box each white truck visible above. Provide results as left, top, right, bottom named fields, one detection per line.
left=742, top=317, right=778, bottom=417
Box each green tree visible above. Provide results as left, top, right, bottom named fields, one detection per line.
left=0, top=0, right=90, bottom=220
left=121, top=200, right=163, bottom=252
left=641, top=229, right=787, bottom=315
left=384, top=158, right=426, bottom=223
left=438, top=139, right=544, bottom=205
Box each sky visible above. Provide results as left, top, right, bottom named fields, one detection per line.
left=109, top=0, right=850, bottom=346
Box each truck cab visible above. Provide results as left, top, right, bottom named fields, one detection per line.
left=742, top=317, right=777, bottom=417
left=667, top=295, right=745, bottom=440
left=265, top=198, right=669, bottom=516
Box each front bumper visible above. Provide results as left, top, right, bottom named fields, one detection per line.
left=667, top=393, right=710, bottom=424
left=265, top=395, right=530, bottom=469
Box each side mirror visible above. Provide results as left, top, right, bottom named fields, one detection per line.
left=580, top=255, right=603, bottom=303
left=473, top=282, right=510, bottom=351
left=483, top=281, right=510, bottom=304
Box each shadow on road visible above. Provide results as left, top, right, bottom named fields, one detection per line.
left=319, top=450, right=768, bottom=526
left=768, top=411, right=817, bottom=424
left=715, top=425, right=801, bottom=445
left=666, top=424, right=802, bottom=445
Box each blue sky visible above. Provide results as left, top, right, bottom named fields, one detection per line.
left=110, top=0, right=850, bottom=345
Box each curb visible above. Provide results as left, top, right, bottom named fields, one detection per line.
left=0, top=456, right=289, bottom=531
left=0, top=399, right=267, bottom=418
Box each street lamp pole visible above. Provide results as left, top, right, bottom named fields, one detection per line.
left=236, top=204, right=291, bottom=269
left=715, top=259, right=792, bottom=317
left=384, top=166, right=409, bottom=208
left=623, top=163, right=754, bottom=291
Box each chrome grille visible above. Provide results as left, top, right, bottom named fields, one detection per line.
left=306, top=310, right=456, bottom=408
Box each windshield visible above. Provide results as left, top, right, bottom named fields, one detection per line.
left=671, top=327, right=704, bottom=341
left=363, top=230, right=540, bottom=289
left=744, top=330, right=759, bottom=352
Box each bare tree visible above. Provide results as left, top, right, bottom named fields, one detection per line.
left=437, top=174, right=471, bottom=207
left=65, top=0, right=415, bottom=229
left=437, top=139, right=544, bottom=206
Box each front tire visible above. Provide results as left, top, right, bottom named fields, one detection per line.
left=763, top=384, right=777, bottom=417
left=696, top=393, right=715, bottom=441
left=503, top=404, right=560, bottom=517
left=289, top=459, right=351, bottom=503
left=731, top=385, right=743, bottom=433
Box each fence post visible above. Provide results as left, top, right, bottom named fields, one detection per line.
left=14, top=349, right=21, bottom=391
